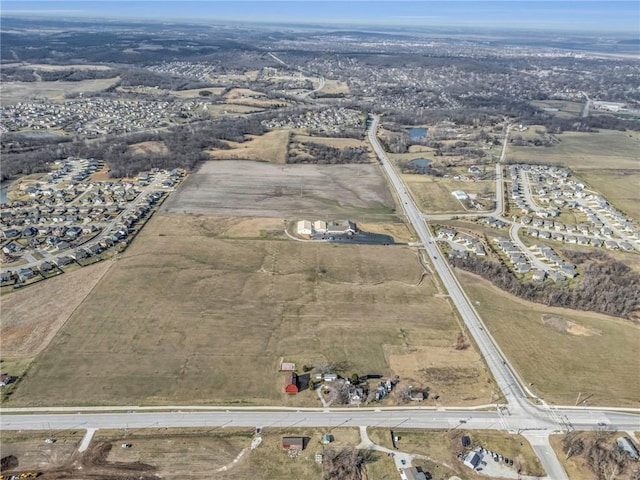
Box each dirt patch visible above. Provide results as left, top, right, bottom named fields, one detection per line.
left=541, top=314, right=602, bottom=336
left=0, top=260, right=113, bottom=356
left=128, top=140, right=168, bottom=156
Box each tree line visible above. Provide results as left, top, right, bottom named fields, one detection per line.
left=449, top=249, right=640, bottom=319
left=287, top=142, right=369, bottom=164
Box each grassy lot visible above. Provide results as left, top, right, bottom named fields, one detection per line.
left=1, top=78, right=120, bottom=104
left=455, top=269, right=640, bottom=407
left=368, top=428, right=545, bottom=478
left=8, top=214, right=494, bottom=407
left=208, top=130, right=290, bottom=164
left=161, top=160, right=396, bottom=219
left=508, top=129, right=640, bottom=170
left=401, top=174, right=495, bottom=213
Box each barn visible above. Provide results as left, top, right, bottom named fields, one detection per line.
left=284, top=372, right=298, bottom=394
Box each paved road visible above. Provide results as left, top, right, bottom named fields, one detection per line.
left=367, top=114, right=570, bottom=479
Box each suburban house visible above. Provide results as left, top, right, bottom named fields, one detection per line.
left=463, top=450, right=481, bottom=469
left=284, top=372, right=299, bottom=394
left=617, top=437, right=639, bottom=460
left=282, top=436, right=305, bottom=451
left=400, top=467, right=429, bottom=480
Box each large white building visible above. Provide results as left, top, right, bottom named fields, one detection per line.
left=296, top=220, right=312, bottom=236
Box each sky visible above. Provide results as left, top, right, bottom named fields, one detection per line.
left=2, top=1, right=639, bottom=34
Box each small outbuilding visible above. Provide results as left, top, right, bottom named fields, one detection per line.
left=282, top=436, right=305, bottom=451
left=284, top=372, right=299, bottom=394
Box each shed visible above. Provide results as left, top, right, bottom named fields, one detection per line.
left=461, top=435, right=471, bottom=448
left=282, top=436, right=305, bottom=450
left=284, top=372, right=298, bottom=394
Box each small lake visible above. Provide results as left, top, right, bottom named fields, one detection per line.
left=409, top=158, right=432, bottom=169
left=406, top=127, right=428, bottom=141
left=0, top=180, right=10, bottom=204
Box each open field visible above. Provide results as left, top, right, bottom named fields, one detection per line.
left=455, top=269, right=640, bottom=407
left=369, top=428, right=545, bottom=478
left=508, top=129, right=640, bottom=170
left=169, top=87, right=227, bottom=97
left=161, top=160, right=396, bottom=219
left=293, top=133, right=367, bottom=149
left=204, top=103, right=264, bottom=116
left=1, top=78, right=120, bottom=104
left=0, top=427, right=399, bottom=480
left=401, top=174, right=495, bottom=213
left=530, top=100, right=585, bottom=118
left=0, top=260, right=113, bottom=357
left=208, top=130, right=290, bottom=164
left=576, top=168, right=640, bottom=222
left=5, top=63, right=113, bottom=71
left=318, top=78, right=350, bottom=95
left=7, top=214, right=494, bottom=407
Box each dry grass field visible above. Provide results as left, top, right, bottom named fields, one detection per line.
left=369, top=428, right=545, bottom=478
left=204, top=103, right=264, bottom=116
left=7, top=214, right=494, bottom=407
left=293, top=133, right=366, bottom=149
left=208, top=130, right=290, bottom=164
left=508, top=129, right=640, bottom=170
left=454, top=269, right=640, bottom=407
left=0, top=427, right=399, bottom=480
left=401, top=174, right=495, bottom=213
left=161, top=160, right=395, bottom=219
left=317, top=79, right=350, bottom=95
left=576, top=169, right=640, bottom=222
left=1, top=78, right=120, bottom=104
left=170, top=87, right=227, bottom=97
left=0, top=261, right=113, bottom=358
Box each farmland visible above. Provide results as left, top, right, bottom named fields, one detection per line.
left=1, top=77, right=120, bottom=104
left=6, top=214, right=495, bottom=407
left=455, top=269, right=640, bottom=407
left=508, top=129, right=640, bottom=170
left=161, top=159, right=395, bottom=219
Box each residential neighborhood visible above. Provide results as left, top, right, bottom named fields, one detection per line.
left=0, top=161, right=184, bottom=289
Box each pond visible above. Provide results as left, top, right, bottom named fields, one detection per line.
left=0, top=180, right=11, bottom=204
left=405, top=127, right=428, bottom=141
left=409, top=158, right=432, bottom=169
